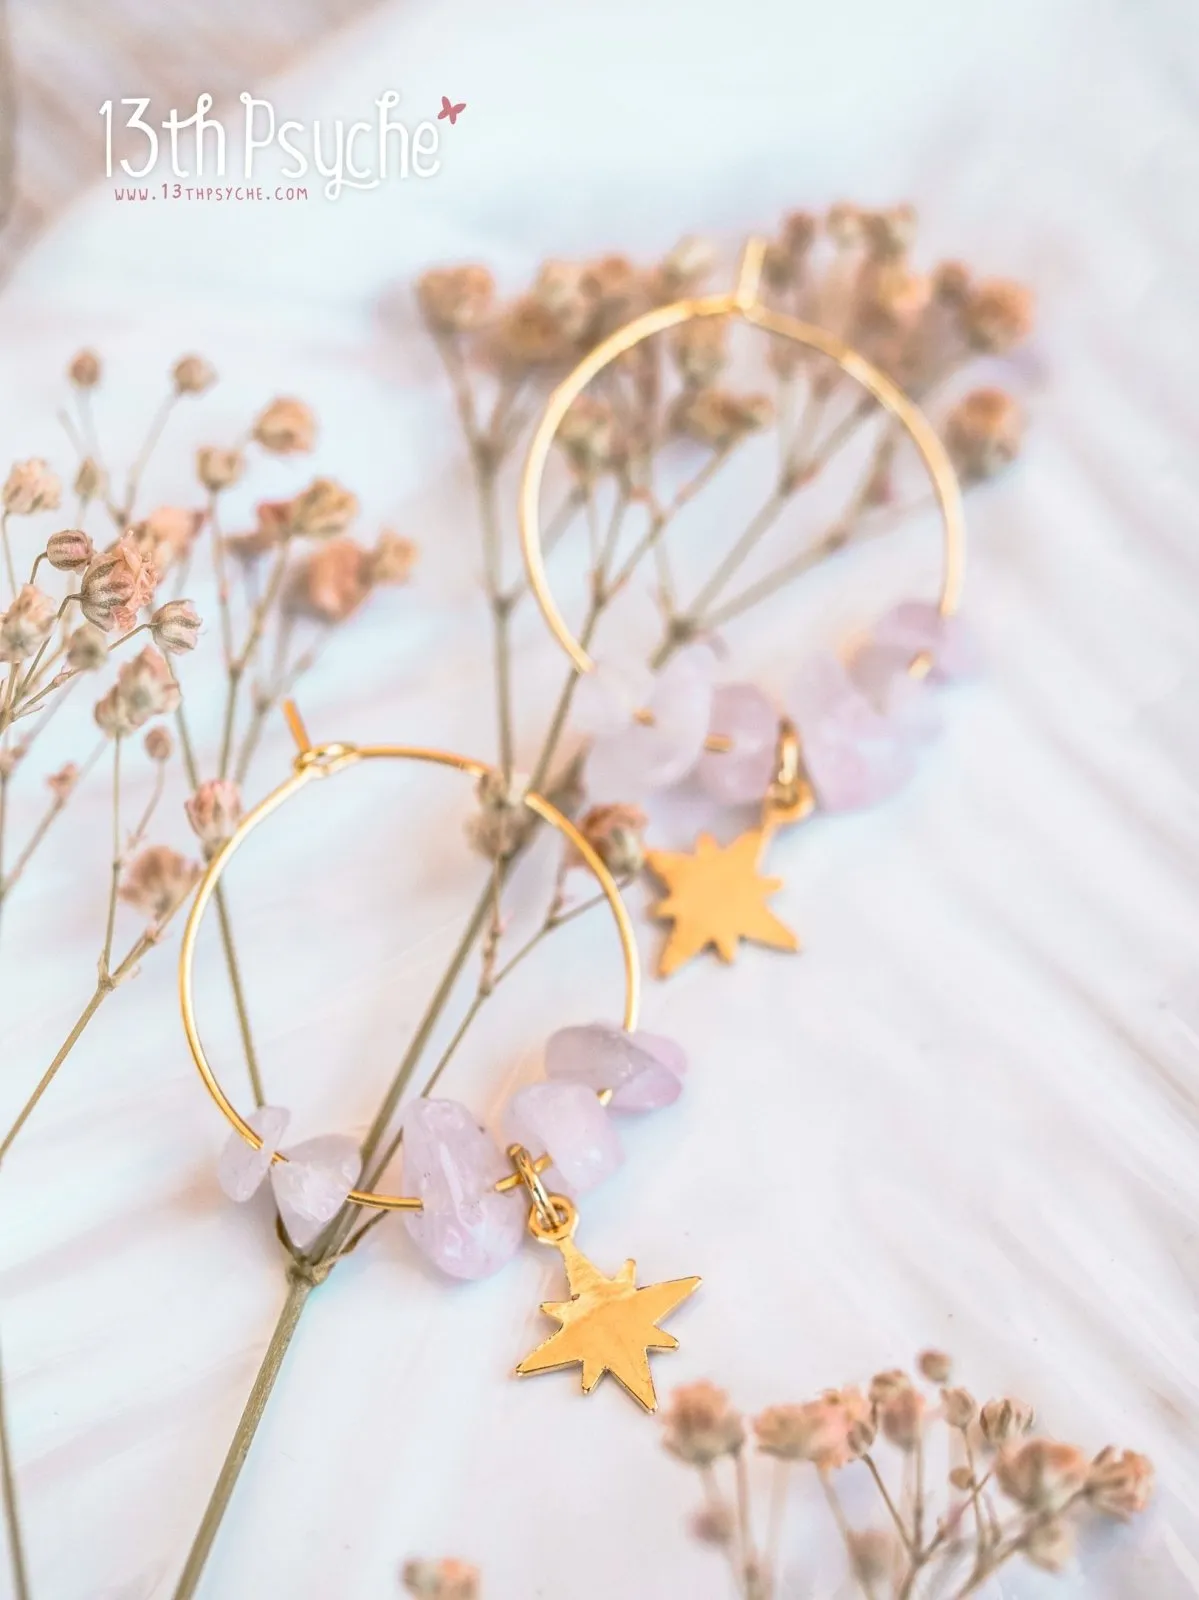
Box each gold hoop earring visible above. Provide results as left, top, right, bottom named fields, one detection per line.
left=518, top=238, right=970, bottom=976
left=179, top=701, right=698, bottom=1412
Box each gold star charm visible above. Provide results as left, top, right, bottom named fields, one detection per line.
left=645, top=827, right=799, bottom=977
left=516, top=1230, right=700, bottom=1412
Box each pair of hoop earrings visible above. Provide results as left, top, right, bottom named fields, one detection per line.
left=179, top=239, right=968, bottom=1412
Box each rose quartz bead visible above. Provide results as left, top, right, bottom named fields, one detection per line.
left=791, top=652, right=916, bottom=812
left=850, top=642, right=942, bottom=741
left=871, top=600, right=980, bottom=682
left=401, top=1098, right=526, bottom=1280
left=269, top=1134, right=361, bottom=1250
left=585, top=645, right=715, bottom=798
left=545, top=1023, right=686, bottom=1111
left=505, top=1080, right=623, bottom=1196
left=573, top=656, right=654, bottom=740
left=218, top=1104, right=291, bottom=1203
left=697, top=683, right=778, bottom=805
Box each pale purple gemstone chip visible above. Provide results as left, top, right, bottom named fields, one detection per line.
left=545, top=1022, right=686, bottom=1111
left=504, top=1080, right=623, bottom=1196
left=269, top=1133, right=361, bottom=1251
left=217, top=1103, right=291, bottom=1204
left=697, top=682, right=779, bottom=805
left=401, top=1098, right=526, bottom=1281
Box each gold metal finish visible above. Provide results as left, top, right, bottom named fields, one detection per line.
left=515, top=1192, right=701, bottom=1412
left=178, top=709, right=641, bottom=1213
left=517, top=235, right=965, bottom=685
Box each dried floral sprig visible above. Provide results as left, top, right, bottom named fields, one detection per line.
left=662, top=1353, right=1153, bottom=1599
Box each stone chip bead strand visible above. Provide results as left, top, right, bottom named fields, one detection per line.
left=217, top=1022, right=686, bottom=1279
left=576, top=600, right=978, bottom=812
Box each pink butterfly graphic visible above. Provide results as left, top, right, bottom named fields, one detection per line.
left=438, top=95, right=466, bottom=125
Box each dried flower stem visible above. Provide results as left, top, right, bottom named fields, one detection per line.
left=120, top=392, right=177, bottom=524
left=863, top=1454, right=915, bottom=1556
left=99, top=738, right=123, bottom=979
left=819, top=1472, right=877, bottom=1600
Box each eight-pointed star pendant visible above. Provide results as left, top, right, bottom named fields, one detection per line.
left=516, top=1238, right=700, bottom=1412
left=645, top=827, right=799, bottom=977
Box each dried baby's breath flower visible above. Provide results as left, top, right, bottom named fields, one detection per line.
left=963, top=279, right=1034, bottom=353
left=128, top=505, right=203, bottom=577
left=0, top=585, right=57, bottom=661
left=288, top=477, right=358, bottom=540
left=67, top=623, right=108, bottom=671
left=253, top=397, right=317, bottom=455
left=651, top=235, right=717, bottom=301
left=756, top=1389, right=874, bottom=1469
left=285, top=538, right=370, bottom=623
left=46, top=763, right=79, bottom=799
left=0, top=743, right=26, bottom=779
left=847, top=1529, right=896, bottom=1586
left=582, top=253, right=642, bottom=323
left=366, top=529, right=418, bottom=586
left=979, top=1397, right=1035, bottom=1449
left=68, top=349, right=102, bottom=388
left=672, top=318, right=728, bottom=389
left=948, top=1465, right=975, bottom=1491
left=945, top=388, right=1024, bottom=482
left=663, top=1381, right=745, bottom=1466
left=401, top=1557, right=480, bottom=1600
left=490, top=296, right=577, bottom=373
left=826, top=201, right=866, bottom=249
left=690, top=1501, right=736, bottom=1546
left=879, top=1385, right=926, bottom=1452
left=932, top=260, right=973, bottom=308
left=869, top=1369, right=912, bottom=1406
left=46, top=528, right=94, bottom=571
left=95, top=646, right=180, bottom=736
left=996, top=1439, right=1090, bottom=1513
left=196, top=446, right=244, bottom=493
left=226, top=500, right=289, bottom=562
left=144, top=726, right=173, bottom=763
left=150, top=599, right=201, bottom=655
left=172, top=354, right=216, bottom=395
left=4, top=458, right=61, bottom=515
left=941, top=1387, right=978, bottom=1430
left=569, top=802, right=648, bottom=878
left=557, top=397, right=619, bottom=480
left=533, top=260, right=596, bottom=343
left=763, top=209, right=817, bottom=291
left=417, top=265, right=495, bottom=334
left=465, top=768, right=531, bottom=862
left=1024, top=1518, right=1075, bottom=1573
left=74, top=456, right=106, bottom=501
left=186, top=779, right=243, bottom=856
left=80, top=534, right=157, bottom=632
left=862, top=204, right=917, bottom=260
left=1086, top=1448, right=1154, bottom=1519
left=670, top=387, right=772, bottom=448
left=118, top=845, right=200, bottom=920
left=918, top=1350, right=953, bottom=1385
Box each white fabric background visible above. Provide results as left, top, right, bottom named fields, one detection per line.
left=0, top=0, right=1197, bottom=1596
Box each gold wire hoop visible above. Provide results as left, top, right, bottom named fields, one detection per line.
left=518, top=236, right=966, bottom=688
left=178, top=710, right=641, bottom=1213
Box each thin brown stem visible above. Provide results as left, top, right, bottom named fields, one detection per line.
left=100, top=738, right=123, bottom=978
left=0, top=1333, right=30, bottom=1600
left=863, top=1454, right=914, bottom=1556
left=818, top=1471, right=876, bottom=1600
left=121, top=391, right=177, bottom=523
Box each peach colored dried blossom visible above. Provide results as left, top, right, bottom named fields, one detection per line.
left=288, top=477, right=358, bottom=540
left=557, top=397, right=620, bottom=479
left=662, top=1381, right=745, bottom=1466
left=1086, top=1447, right=1154, bottom=1519
left=97, top=645, right=180, bottom=737
left=366, top=529, right=418, bottom=586
left=996, top=1438, right=1090, bottom=1513
left=533, top=260, right=596, bottom=343
left=172, top=354, right=216, bottom=395
left=979, top=1396, right=1035, bottom=1448
left=401, top=1558, right=480, bottom=1600
left=128, top=505, right=202, bottom=578
left=46, top=528, right=94, bottom=571
left=945, top=388, right=1024, bottom=482
left=754, top=1387, right=874, bottom=1469
left=417, top=265, right=495, bottom=334
left=0, top=585, right=56, bottom=662
left=185, top=779, right=242, bottom=856
left=918, top=1350, right=952, bottom=1384
left=489, top=295, right=578, bottom=373
left=66, top=623, right=108, bottom=671
left=672, top=318, right=728, bottom=389
left=253, top=397, right=317, bottom=455
left=225, top=500, right=291, bottom=562
left=150, top=599, right=201, bottom=655
left=879, top=1384, right=925, bottom=1452
left=568, top=802, right=648, bottom=878
left=74, top=456, right=106, bottom=501
left=80, top=534, right=157, bottom=632
left=118, top=845, right=200, bottom=921
left=144, top=726, right=173, bottom=763
left=651, top=234, right=717, bottom=302
left=941, top=1386, right=978, bottom=1429
left=46, top=763, right=79, bottom=800
left=196, top=446, right=244, bottom=493
left=286, top=538, right=370, bottom=623
left=963, top=279, right=1035, bottom=354
left=3, top=458, right=61, bottom=515
left=68, top=349, right=102, bottom=388
left=670, top=387, right=772, bottom=448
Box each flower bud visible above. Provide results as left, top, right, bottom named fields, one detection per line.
left=46, top=763, right=79, bottom=800
left=150, top=599, right=201, bottom=655
left=572, top=803, right=647, bottom=878
left=252, top=397, right=317, bottom=455
left=945, top=388, right=1024, bottom=483
left=288, top=477, right=358, bottom=540
left=879, top=1386, right=926, bottom=1452
left=400, top=1558, right=480, bottom=1600
left=918, top=1350, right=953, bottom=1385
left=172, top=354, right=216, bottom=395
left=144, top=726, right=174, bottom=763
left=3, top=458, right=61, bottom=515
left=79, top=535, right=156, bottom=632
left=0, top=586, right=57, bottom=662
left=996, top=1439, right=1089, bottom=1512
left=662, top=1381, right=745, bottom=1466
left=979, top=1397, right=1035, bottom=1449
left=941, top=1387, right=978, bottom=1430
left=196, top=446, right=244, bottom=493
left=365, top=529, right=417, bottom=586
left=1086, top=1448, right=1154, bottom=1519
left=68, top=349, right=102, bottom=388
left=66, top=623, right=108, bottom=671
left=963, top=280, right=1034, bottom=354
left=46, top=528, right=94, bottom=571
left=185, top=779, right=242, bottom=856
left=416, top=265, right=495, bottom=334
left=74, top=456, right=107, bottom=501
left=118, top=845, right=200, bottom=921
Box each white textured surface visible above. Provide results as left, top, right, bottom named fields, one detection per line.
left=1, top=1, right=1198, bottom=1596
